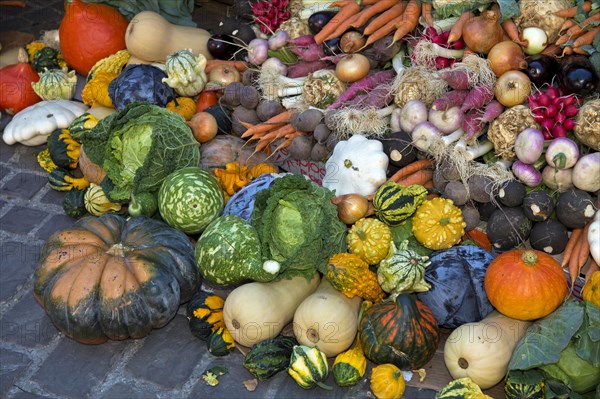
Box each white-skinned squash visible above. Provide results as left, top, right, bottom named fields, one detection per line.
left=293, top=278, right=363, bottom=357
left=124, top=11, right=213, bottom=63
left=443, top=311, right=531, bottom=389
left=223, top=273, right=320, bottom=347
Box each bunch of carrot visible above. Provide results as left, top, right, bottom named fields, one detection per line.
left=239, top=109, right=305, bottom=157
left=561, top=219, right=595, bottom=288
left=387, top=158, right=434, bottom=187
left=313, top=0, right=423, bottom=49
left=554, top=1, right=599, bottom=56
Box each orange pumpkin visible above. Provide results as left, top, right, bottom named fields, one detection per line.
left=0, top=62, right=41, bottom=115
left=59, top=0, right=129, bottom=76
left=484, top=249, right=568, bottom=321
left=195, top=90, right=218, bottom=112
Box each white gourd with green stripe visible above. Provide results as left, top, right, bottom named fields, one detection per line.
left=158, top=166, right=224, bottom=234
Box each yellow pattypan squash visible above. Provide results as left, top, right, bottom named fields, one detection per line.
left=582, top=271, right=600, bottom=307
left=412, top=197, right=466, bottom=250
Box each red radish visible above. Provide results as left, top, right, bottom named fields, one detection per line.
left=544, top=85, right=560, bottom=99
left=563, top=119, right=576, bottom=130
left=564, top=105, right=579, bottom=117
left=460, top=85, right=494, bottom=113
left=551, top=124, right=568, bottom=138
left=432, top=89, right=469, bottom=110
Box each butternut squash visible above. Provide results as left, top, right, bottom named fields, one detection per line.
left=293, top=279, right=363, bottom=357
left=223, top=273, right=320, bottom=347
left=124, top=11, right=213, bottom=63
left=443, top=311, right=531, bottom=389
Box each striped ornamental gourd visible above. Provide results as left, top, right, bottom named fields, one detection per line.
left=372, top=181, right=428, bottom=226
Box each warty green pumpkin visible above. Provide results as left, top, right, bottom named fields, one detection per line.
left=34, top=214, right=201, bottom=344
left=243, top=335, right=298, bottom=380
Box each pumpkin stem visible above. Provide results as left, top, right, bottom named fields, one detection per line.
left=306, top=327, right=320, bottom=344
left=458, top=357, right=469, bottom=369
left=105, top=243, right=127, bottom=257
left=521, top=250, right=538, bottom=266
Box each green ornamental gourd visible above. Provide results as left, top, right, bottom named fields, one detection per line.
left=68, top=112, right=99, bottom=141
left=377, top=240, right=432, bottom=294
left=243, top=335, right=298, bottom=380
left=186, top=290, right=225, bottom=341
left=504, top=372, right=545, bottom=399
left=62, top=187, right=88, bottom=218
left=162, top=49, right=207, bottom=97
left=84, top=183, right=122, bottom=216
left=373, top=182, right=429, bottom=226
left=288, top=345, right=331, bottom=390
left=436, top=377, right=493, bottom=399
left=332, top=339, right=367, bottom=387
left=31, top=68, right=77, bottom=101
left=32, top=46, right=62, bottom=72
left=206, top=326, right=235, bottom=356
left=47, top=128, right=80, bottom=169
left=48, top=167, right=90, bottom=192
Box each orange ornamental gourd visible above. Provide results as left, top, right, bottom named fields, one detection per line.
left=59, top=0, right=129, bottom=76
left=0, top=62, right=41, bottom=115
left=484, top=249, right=568, bottom=320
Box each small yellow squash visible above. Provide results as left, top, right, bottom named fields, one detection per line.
left=326, top=252, right=385, bottom=303
left=412, top=197, right=466, bottom=250
left=370, top=363, right=406, bottom=399
left=582, top=271, right=600, bottom=307
left=347, top=217, right=392, bottom=265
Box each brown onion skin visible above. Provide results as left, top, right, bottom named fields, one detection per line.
left=335, top=193, right=369, bottom=225
left=461, top=10, right=504, bottom=54
left=340, top=31, right=366, bottom=54
left=488, top=41, right=529, bottom=77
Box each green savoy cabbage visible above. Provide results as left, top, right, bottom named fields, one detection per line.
left=80, top=102, right=200, bottom=202
left=250, top=174, right=347, bottom=281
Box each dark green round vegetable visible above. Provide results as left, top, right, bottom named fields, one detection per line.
left=308, top=11, right=337, bottom=34
left=477, top=200, right=500, bottom=222
left=468, top=175, right=494, bottom=203
left=522, top=189, right=554, bottom=221
left=214, top=16, right=256, bottom=45
left=529, top=219, right=568, bottom=255
left=243, top=335, right=298, bottom=380
left=460, top=204, right=480, bottom=232
left=204, top=104, right=233, bottom=135
left=443, top=181, right=470, bottom=206
left=487, top=207, right=532, bottom=251
left=32, top=47, right=61, bottom=72
left=62, top=188, right=88, bottom=218
left=380, top=131, right=417, bottom=168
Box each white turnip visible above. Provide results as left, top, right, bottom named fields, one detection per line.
left=514, top=128, right=545, bottom=164
left=545, top=137, right=580, bottom=169
left=399, top=100, right=428, bottom=133
left=542, top=165, right=573, bottom=192
left=572, top=152, right=600, bottom=193
left=428, top=106, right=464, bottom=134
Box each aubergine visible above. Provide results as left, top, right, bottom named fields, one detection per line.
left=308, top=11, right=337, bottom=35
left=525, top=54, right=560, bottom=87
left=558, top=55, right=599, bottom=97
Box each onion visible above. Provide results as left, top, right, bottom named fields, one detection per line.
left=520, top=27, right=548, bottom=55
left=208, top=64, right=242, bottom=87
left=335, top=53, right=370, bottom=83
left=335, top=193, right=370, bottom=225
left=494, top=70, right=532, bottom=107
left=340, top=31, right=366, bottom=54
left=461, top=9, right=504, bottom=54
left=487, top=41, right=528, bottom=77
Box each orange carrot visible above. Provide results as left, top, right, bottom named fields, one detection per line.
left=447, top=11, right=474, bottom=43
left=542, top=43, right=562, bottom=56
left=573, top=46, right=591, bottom=55
left=314, top=1, right=362, bottom=44
left=564, top=12, right=600, bottom=38
left=501, top=18, right=527, bottom=45
left=390, top=0, right=421, bottom=45
left=569, top=233, right=584, bottom=285
left=0, top=1, right=26, bottom=6
left=325, top=13, right=362, bottom=41
left=362, top=1, right=407, bottom=36
left=254, top=124, right=296, bottom=152
left=577, top=222, right=592, bottom=269
left=562, top=228, right=583, bottom=267
left=573, top=27, right=600, bottom=47
left=205, top=60, right=248, bottom=74
left=585, top=258, right=599, bottom=283
left=422, top=1, right=434, bottom=28
left=387, top=158, right=433, bottom=183
left=562, top=45, right=574, bottom=56
left=394, top=169, right=434, bottom=186
left=349, top=0, right=399, bottom=30
left=554, top=1, right=592, bottom=18
left=240, top=110, right=291, bottom=139
left=361, top=15, right=406, bottom=49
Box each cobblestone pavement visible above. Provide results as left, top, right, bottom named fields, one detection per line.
left=0, top=2, right=439, bottom=398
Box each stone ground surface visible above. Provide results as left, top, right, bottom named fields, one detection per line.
left=0, top=2, right=441, bottom=398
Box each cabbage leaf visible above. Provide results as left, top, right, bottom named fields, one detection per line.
left=250, top=174, right=347, bottom=281
left=81, top=102, right=200, bottom=202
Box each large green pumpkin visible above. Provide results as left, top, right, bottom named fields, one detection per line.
left=34, top=214, right=200, bottom=344
left=359, top=293, right=440, bottom=370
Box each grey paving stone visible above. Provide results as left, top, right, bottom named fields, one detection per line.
left=32, top=338, right=127, bottom=397
left=0, top=206, right=47, bottom=235
left=98, top=382, right=160, bottom=399
left=0, top=348, right=32, bottom=397
left=12, top=145, right=46, bottom=172
left=0, top=172, right=47, bottom=200
left=125, top=315, right=205, bottom=390
left=0, top=199, right=6, bottom=211
left=35, top=214, right=75, bottom=240
left=11, top=389, right=56, bottom=399
left=39, top=188, right=64, bottom=206
left=0, top=241, right=41, bottom=302
left=0, top=142, right=18, bottom=165
left=0, top=164, right=14, bottom=180
left=1, top=292, right=58, bottom=347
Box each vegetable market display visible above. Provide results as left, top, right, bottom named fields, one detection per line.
left=1, top=0, right=600, bottom=397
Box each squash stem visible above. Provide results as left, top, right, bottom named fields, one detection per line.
left=315, top=381, right=333, bottom=390
left=439, top=217, right=450, bottom=226
left=521, top=250, right=538, bottom=266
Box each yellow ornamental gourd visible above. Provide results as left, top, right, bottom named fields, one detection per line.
left=326, top=252, right=385, bottom=303
left=84, top=183, right=122, bottom=216
left=247, top=163, right=278, bottom=180
left=582, top=271, right=600, bottom=307
left=347, top=217, right=392, bottom=265
left=81, top=72, right=117, bottom=107
left=332, top=338, right=367, bottom=387
left=166, top=97, right=196, bottom=121
left=86, top=49, right=130, bottom=81
left=412, top=197, right=466, bottom=250
left=370, top=364, right=406, bottom=399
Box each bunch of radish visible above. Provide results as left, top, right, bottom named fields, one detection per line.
left=527, top=86, right=581, bottom=140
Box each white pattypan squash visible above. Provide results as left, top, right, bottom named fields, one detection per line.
left=162, top=49, right=207, bottom=97
left=3, top=100, right=88, bottom=146
left=323, top=134, right=388, bottom=196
